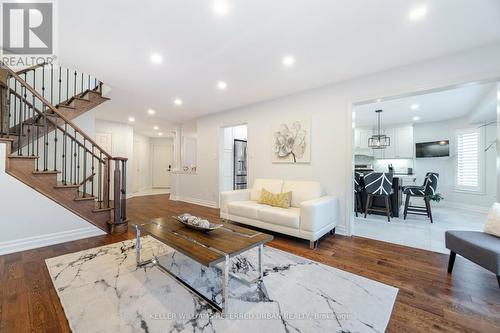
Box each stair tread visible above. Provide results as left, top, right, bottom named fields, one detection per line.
left=33, top=170, right=61, bottom=174
left=93, top=207, right=114, bottom=213
left=9, top=154, right=38, bottom=159
left=75, top=191, right=96, bottom=201
left=54, top=182, right=80, bottom=189
left=56, top=104, right=76, bottom=109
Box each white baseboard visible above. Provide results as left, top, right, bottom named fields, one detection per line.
left=440, top=201, right=490, bottom=213
left=169, top=195, right=217, bottom=208
left=0, top=227, right=106, bottom=255
left=334, top=225, right=347, bottom=236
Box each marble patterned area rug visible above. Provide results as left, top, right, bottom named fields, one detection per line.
left=46, top=237, right=398, bottom=333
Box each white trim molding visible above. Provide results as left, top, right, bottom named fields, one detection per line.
left=169, top=195, right=218, bottom=208
left=0, top=227, right=105, bottom=255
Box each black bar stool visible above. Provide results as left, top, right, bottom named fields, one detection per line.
left=402, top=172, right=439, bottom=223
left=354, top=172, right=363, bottom=217
left=363, top=172, right=394, bottom=222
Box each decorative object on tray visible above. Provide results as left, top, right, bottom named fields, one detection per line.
left=272, top=119, right=311, bottom=163
left=172, top=213, right=223, bottom=231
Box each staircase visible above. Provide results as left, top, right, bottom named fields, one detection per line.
left=0, top=62, right=128, bottom=234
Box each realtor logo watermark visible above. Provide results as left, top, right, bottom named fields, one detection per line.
left=1, top=0, right=57, bottom=67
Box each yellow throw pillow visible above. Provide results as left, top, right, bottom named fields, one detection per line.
left=258, top=188, right=292, bottom=208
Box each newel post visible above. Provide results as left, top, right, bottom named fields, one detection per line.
left=107, top=157, right=128, bottom=234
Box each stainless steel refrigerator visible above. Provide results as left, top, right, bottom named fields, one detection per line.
left=233, top=139, right=247, bottom=190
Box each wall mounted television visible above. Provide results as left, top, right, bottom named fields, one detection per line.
left=415, top=140, right=450, bottom=158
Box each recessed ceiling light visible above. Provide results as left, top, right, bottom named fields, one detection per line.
left=282, top=55, right=295, bottom=67
left=173, top=98, right=183, bottom=106
left=148, top=109, right=155, bottom=115
left=217, top=81, right=228, bottom=90
left=409, top=5, right=428, bottom=21
left=376, top=98, right=382, bottom=103
left=128, top=117, right=135, bottom=122
left=411, top=103, right=419, bottom=110
left=158, top=132, right=163, bottom=136
left=150, top=53, right=163, bottom=64
left=213, top=1, right=230, bottom=16
left=153, top=126, right=159, bottom=130
left=412, top=116, right=420, bottom=121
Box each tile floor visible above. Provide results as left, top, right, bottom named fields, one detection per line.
left=353, top=204, right=486, bottom=253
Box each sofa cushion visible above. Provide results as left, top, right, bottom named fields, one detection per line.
left=258, top=188, right=292, bottom=208
left=227, top=201, right=266, bottom=220
left=283, top=180, right=323, bottom=208
left=250, top=179, right=283, bottom=201
left=257, top=206, right=300, bottom=229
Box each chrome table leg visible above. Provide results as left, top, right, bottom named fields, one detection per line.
left=221, top=254, right=230, bottom=315
left=135, top=225, right=141, bottom=266
left=258, top=244, right=264, bottom=281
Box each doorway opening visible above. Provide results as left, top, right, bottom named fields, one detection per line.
left=351, top=81, right=498, bottom=253
left=219, top=124, right=248, bottom=193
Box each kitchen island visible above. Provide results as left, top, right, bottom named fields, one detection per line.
left=355, top=173, right=416, bottom=218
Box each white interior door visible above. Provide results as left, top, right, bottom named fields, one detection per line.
left=94, top=132, right=112, bottom=155
left=153, top=144, right=173, bottom=188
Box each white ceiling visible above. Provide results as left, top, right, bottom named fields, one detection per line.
left=56, top=0, right=500, bottom=136
left=354, top=82, right=496, bottom=127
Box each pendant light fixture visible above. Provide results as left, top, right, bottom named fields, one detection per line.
left=368, top=110, right=390, bottom=149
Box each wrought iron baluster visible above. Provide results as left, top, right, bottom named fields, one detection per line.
left=73, top=71, right=77, bottom=99
left=98, top=152, right=102, bottom=209
left=0, top=86, right=3, bottom=135
left=63, top=123, right=67, bottom=184
left=43, top=106, right=48, bottom=171
left=54, top=127, right=58, bottom=171
left=77, top=137, right=81, bottom=187
left=58, top=67, right=62, bottom=106
left=70, top=129, right=74, bottom=184
left=66, top=68, right=69, bottom=102
left=91, top=145, right=95, bottom=197
left=42, top=64, right=45, bottom=99
left=50, top=64, right=53, bottom=105
left=18, top=85, right=24, bottom=155
left=82, top=139, right=87, bottom=197
left=13, top=79, right=17, bottom=128
left=6, top=75, right=11, bottom=137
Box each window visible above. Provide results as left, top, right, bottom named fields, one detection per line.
left=455, top=128, right=483, bottom=192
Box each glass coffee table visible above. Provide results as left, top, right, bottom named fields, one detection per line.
left=133, top=217, right=273, bottom=314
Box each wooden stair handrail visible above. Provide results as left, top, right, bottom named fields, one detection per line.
left=1, top=63, right=112, bottom=159
left=16, top=62, right=46, bottom=75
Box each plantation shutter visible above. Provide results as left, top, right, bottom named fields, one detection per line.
left=456, top=129, right=480, bottom=191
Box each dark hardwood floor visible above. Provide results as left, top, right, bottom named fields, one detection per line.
left=1, top=194, right=499, bottom=332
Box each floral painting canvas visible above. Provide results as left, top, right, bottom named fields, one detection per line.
left=272, top=119, right=311, bottom=163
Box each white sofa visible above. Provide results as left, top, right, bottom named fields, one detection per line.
left=220, top=178, right=339, bottom=248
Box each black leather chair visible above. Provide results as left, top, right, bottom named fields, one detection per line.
left=402, top=172, right=439, bottom=223
left=354, top=172, right=363, bottom=217
left=363, top=172, right=394, bottom=222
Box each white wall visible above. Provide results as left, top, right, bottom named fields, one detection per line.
left=414, top=117, right=496, bottom=208
left=175, top=43, right=500, bottom=235
left=94, top=119, right=134, bottom=194
left=0, top=143, right=105, bottom=255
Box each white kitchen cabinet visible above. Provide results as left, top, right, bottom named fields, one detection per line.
left=354, top=128, right=374, bottom=156
left=394, top=126, right=414, bottom=158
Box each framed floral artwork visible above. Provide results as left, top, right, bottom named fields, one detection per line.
left=272, top=119, right=311, bottom=163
